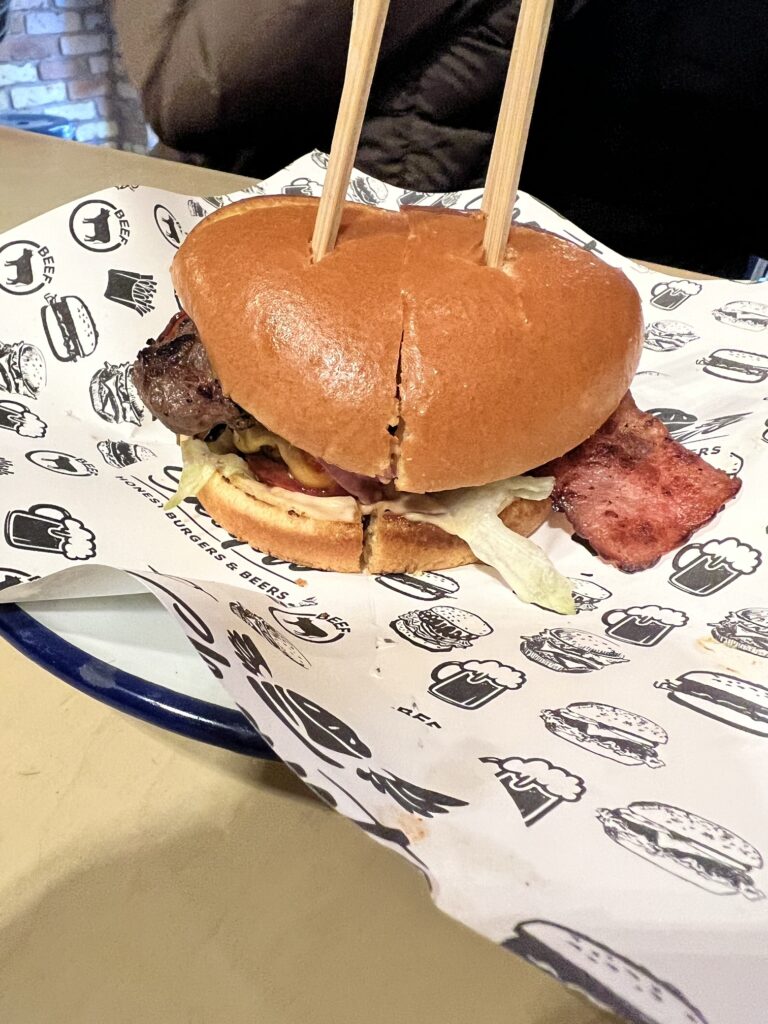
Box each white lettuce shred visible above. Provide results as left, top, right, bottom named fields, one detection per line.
left=164, top=439, right=250, bottom=510
left=404, top=476, right=575, bottom=615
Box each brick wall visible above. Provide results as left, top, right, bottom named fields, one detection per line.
left=0, top=0, right=149, bottom=151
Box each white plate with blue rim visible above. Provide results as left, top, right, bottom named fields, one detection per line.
left=0, top=593, right=275, bottom=759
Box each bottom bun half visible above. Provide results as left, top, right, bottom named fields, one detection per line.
left=198, top=471, right=550, bottom=574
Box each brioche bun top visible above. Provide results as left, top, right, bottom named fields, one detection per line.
left=172, top=196, right=643, bottom=491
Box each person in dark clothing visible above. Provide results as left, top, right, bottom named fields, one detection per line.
left=112, top=0, right=767, bottom=276
left=0, top=0, right=10, bottom=41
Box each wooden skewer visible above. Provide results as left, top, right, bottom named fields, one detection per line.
left=481, top=0, right=550, bottom=218
left=481, top=0, right=554, bottom=268
left=311, top=0, right=390, bottom=262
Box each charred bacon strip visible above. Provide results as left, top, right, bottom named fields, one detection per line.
left=545, top=393, right=741, bottom=572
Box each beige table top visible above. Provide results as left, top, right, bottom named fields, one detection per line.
left=0, top=127, right=615, bottom=1024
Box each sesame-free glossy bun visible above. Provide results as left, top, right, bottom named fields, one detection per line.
left=172, top=196, right=643, bottom=493
left=364, top=496, right=550, bottom=573
left=172, top=196, right=407, bottom=480
left=197, top=468, right=549, bottom=573
left=397, top=208, right=644, bottom=491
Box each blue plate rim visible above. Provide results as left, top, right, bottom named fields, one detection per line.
left=0, top=603, right=276, bottom=760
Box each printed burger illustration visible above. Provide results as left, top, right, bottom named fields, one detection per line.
left=0, top=340, right=46, bottom=398
left=390, top=606, right=492, bottom=653
left=229, top=600, right=310, bottom=668
left=541, top=703, right=667, bottom=767
left=375, top=570, right=459, bottom=601
left=520, top=628, right=627, bottom=673
left=90, top=361, right=143, bottom=425
left=710, top=607, right=768, bottom=658
left=601, top=604, right=688, bottom=647
left=4, top=503, right=95, bottom=560
left=0, top=399, right=46, bottom=438
left=643, top=320, right=699, bottom=352
left=40, top=294, right=98, bottom=362
left=480, top=755, right=584, bottom=826
left=712, top=300, right=768, bottom=331
left=96, top=439, right=155, bottom=467
left=429, top=659, right=525, bottom=710
left=669, top=538, right=761, bottom=596
left=596, top=801, right=765, bottom=899
left=347, top=174, right=387, bottom=205
left=502, top=920, right=709, bottom=1024
left=568, top=577, right=612, bottom=612
left=129, top=194, right=741, bottom=612
left=655, top=672, right=768, bottom=737
left=697, top=348, right=768, bottom=383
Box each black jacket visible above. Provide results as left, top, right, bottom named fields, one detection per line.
left=114, top=0, right=767, bottom=276
left=0, top=1, right=10, bottom=41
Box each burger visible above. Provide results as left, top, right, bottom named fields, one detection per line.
left=503, top=920, right=709, bottom=1024
left=655, top=670, right=768, bottom=737
left=643, top=320, right=698, bottom=352
left=375, top=570, right=460, bottom=601
left=568, top=577, right=612, bottom=612
left=696, top=348, right=768, bottom=383
left=596, top=801, right=764, bottom=899
left=130, top=195, right=644, bottom=612
left=710, top=607, right=768, bottom=658
left=0, top=340, right=46, bottom=398
left=348, top=174, right=387, bottom=205
left=712, top=300, right=768, bottom=331
left=520, top=628, right=626, bottom=672
left=390, top=606, right=492, bottom=652
left=41, top=293, right=98, bottom=362
left=97, top=439, right=155, bottom=468
left=90, top=362, right=143, bottom=425
left=540, top=702, right=667, bottom=766
left=130, top=194, right=739, bottom=610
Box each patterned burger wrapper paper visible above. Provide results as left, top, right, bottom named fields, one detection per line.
left=2, top=151, right=768, bottom=1024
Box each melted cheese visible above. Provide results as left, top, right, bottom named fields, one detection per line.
left=233, top=428, right=334, bottom=489
left=226, top=471, right=360, bottom=522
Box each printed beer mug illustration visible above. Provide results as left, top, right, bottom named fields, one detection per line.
left=429, top=659, right=525, bottom=710
left=650, top=279, right=702, bottom=311
left=480, top=756, right=585, bottom=827
left=602, top=605, right=688, bottom=647
left=281, top=177, right=321, bottom=197
left=670, top=538, right=761, bottom=596
left=0, top=399, right=46, bottom=437
left=4, top=503, right=95, bottom=560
